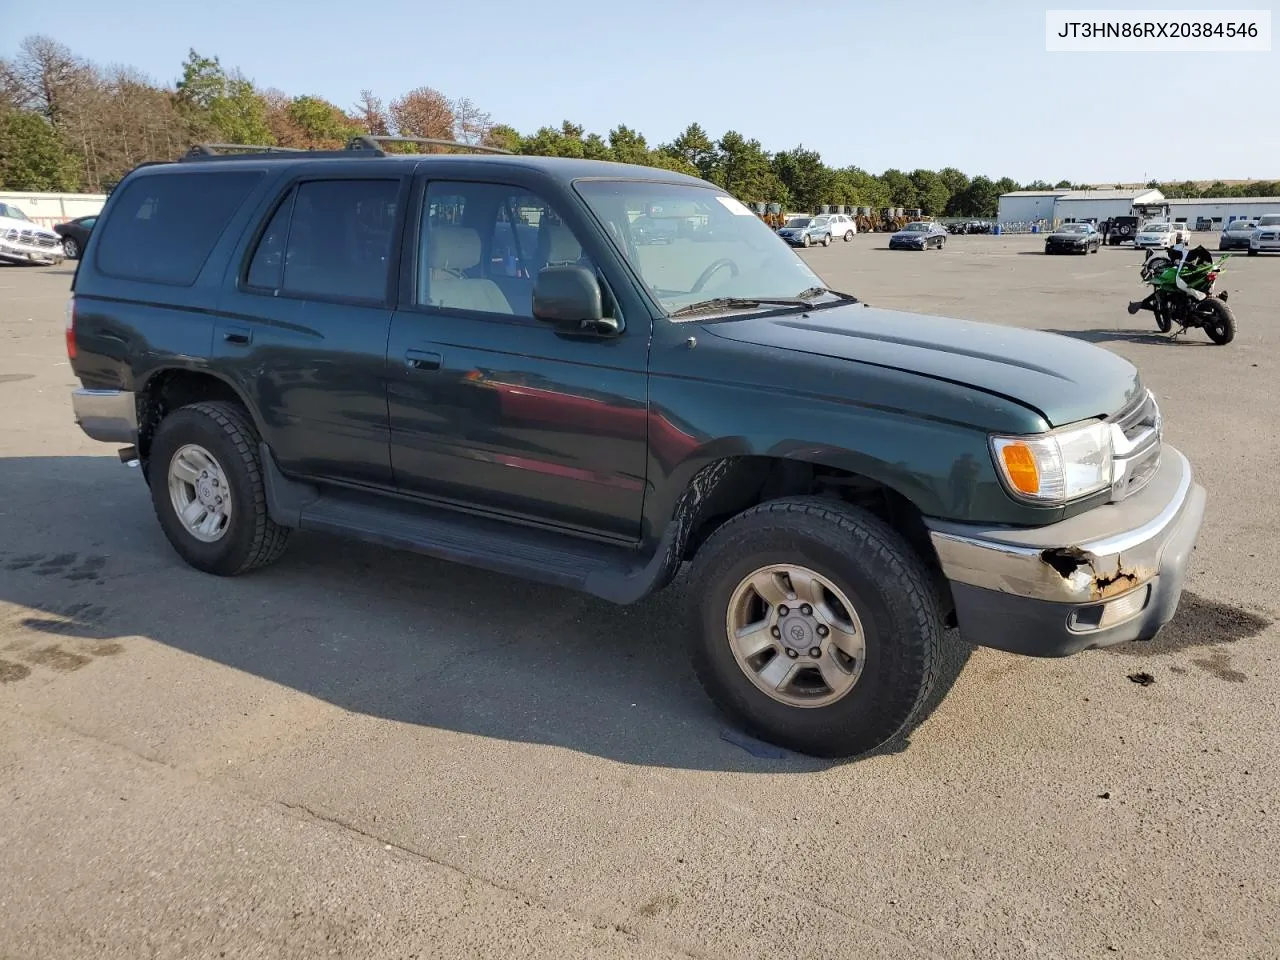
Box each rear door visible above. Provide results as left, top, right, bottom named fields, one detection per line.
left=212, top=167, right=410, bottom=487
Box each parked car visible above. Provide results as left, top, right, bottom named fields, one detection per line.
left=66, top=140, right=1206, bottom=759
left=0, top=202, right=65, bottom=266
left=822, top=213, right=858, bottom=241
left=1219, top=219, right=1258, bottom=251
left=776, top=216, right=832, bottom=247
left=1248, top=214, right=1280, bottom=256
left=1170, top=222, right=1192, bottom=244
left=1044, top=222, right=1101, bottom=255
left=888, top=220, right=948, bottom=250
left=53, top=215, right=98, bottom=259
left=1134, top=221, right=1179, bottom=251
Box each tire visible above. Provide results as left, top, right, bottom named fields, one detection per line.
left=686, top=496, right=942, bottom=758
left=62, top=237, right=80, bottom=259
left=802, top=235, right=811, bottom=247
left=844, top=230, right=854, bottom=242
left=1200, top=297, right=1236, bottom=345
left=822, top=235, right=831, bottom=247
left=1155, top=307, right=1172, bottom=333
left=1247, top=248, right=1258, bottom=256
left=148, top=400, right=291, bottom=576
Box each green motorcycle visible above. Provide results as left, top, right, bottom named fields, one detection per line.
left=1128, top=245, right=1236, bottom=344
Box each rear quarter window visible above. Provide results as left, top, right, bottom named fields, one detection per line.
left=94, top=170, right=264, bottom=285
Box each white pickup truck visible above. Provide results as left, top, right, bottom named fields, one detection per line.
left=0, top=202, right=65, bottom=266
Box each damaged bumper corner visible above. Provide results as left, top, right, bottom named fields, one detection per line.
left=926, top=447, right=1206, bottom=657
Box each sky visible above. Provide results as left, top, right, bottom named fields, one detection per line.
left=4, top=0, right=1277, bottom=184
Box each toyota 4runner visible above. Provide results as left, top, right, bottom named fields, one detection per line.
left=66, top=138, right=1207, bottom=758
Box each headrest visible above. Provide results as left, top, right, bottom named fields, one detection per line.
left=543, top=224, right=582, bottom=263
left=427, top=226, right=482, bottom=272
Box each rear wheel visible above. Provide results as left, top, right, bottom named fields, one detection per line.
left=1200, top=297, right=1236, bottom=345
left=148, top=401, right=291, bottom=575
left=687, top=497, right=941, bottom=758
left=62, top=237, right=80, bottom=259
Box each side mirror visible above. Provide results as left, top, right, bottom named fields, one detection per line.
left=533, top=265, right=614, bottom=333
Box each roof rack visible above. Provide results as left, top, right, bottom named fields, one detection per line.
left=345, top=135, right=513, bottom=156
left=185, top=143, right=310, bottom=157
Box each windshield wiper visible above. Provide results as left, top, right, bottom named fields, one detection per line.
left=668, top=296, right=810, bottom=319
left=795, top=286, right=860, bottom=303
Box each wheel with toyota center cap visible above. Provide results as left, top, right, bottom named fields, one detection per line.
left=687, top=496, right=942, bottom=758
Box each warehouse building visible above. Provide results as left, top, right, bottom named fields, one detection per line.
left=997, top=187, right=1165, bottom=225
left=1163, top=197, right=1280, bottom=228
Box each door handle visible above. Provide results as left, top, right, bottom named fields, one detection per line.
left=223, top=326, right=252, bottom=345
left=405, top=349, right=442, bottom=371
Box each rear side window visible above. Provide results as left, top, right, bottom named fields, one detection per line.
left=245, top=178, right=400, bottom=303
left=95, top=171, right=263, bottom=285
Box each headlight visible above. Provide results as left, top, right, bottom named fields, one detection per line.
left=990, top=421, right=1113, bottom=503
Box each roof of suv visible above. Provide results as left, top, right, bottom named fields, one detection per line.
left=148, top=139, right=711, bottom=188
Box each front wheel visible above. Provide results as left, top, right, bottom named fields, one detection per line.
left=802, top=235, right=811, bottom=247
left=686, top=497, right=941, bottom=758
left=822, top=235, right=831, bottom=247
left=1200, top=297, right=1236, bottom=345
left=1247, top=248, right=1258, bottom=256
left=148, top=401, right=291, bottom=576
left=62, top=237, right=80, bottom=259
left=1155, top=306, right=1172, bottom=333
left=844, top=230, right=854, bottom=242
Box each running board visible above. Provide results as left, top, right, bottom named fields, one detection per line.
left=258, top=444, right=676, bottom=604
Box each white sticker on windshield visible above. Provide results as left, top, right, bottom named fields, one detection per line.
left=715, top=195, right=755, bottom=216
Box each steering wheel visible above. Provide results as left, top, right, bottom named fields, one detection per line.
left=690, top=258, right=740, bottom=294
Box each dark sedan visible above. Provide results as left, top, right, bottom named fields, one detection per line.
left=888, top=221, right=947, bottom=250
left=1044, top=222, right=1101, bottom=255
left=53, top=215, right=97, bottom=259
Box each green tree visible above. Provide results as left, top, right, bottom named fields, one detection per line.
left=715, top=130, right=786, bottom=204
left=909, top=168, right=950, bottom=215
left=0, top=109, right=81, bottom=190
left=953, top=175, right=1000, bottom=217
left=880, top=168, right=917, bottom=207
left=773, top=145, right=831, bottom=211
left=482, top=123, right=521, bottom=153
left=938, top=167, right=970, bottom=201
left=207, top=74, right=273, bottom=145
left=1053, top=179, right=1073, bottom=189
left=607, top=124, right=649, bottom=166
left=664, top=122, right=717, bottom=180
left=286, top=95, right=359, bottom=148
left=1025, top=179, right=1052, bottom=190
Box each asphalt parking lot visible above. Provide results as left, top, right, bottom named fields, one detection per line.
left=1, top=233, right=1277, bottom=960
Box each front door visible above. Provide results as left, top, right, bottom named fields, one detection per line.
left=386, top=176, right=650, bottom=540
left=213, top=171, right=408, bottom=487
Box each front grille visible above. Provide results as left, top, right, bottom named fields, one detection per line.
left=1108, top=390, right=1162, bottom=502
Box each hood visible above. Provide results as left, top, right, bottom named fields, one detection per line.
left=1049, top=231, right=1088, bottom=240
left=892, top=231, right=926, bottom=240
left=701, top=302, right=1142, bottom=427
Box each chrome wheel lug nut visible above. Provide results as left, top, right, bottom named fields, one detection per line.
left=817, top=625, right=829, bottom=638
left=771, top=626, right=781, bottom=638
left=778, top=605, right=789, bottom=617
left=785, top=648, right=799, bottom=659
left=809, top=647, right=822, bottom=659
left=800, top=604, right=812, bottom=616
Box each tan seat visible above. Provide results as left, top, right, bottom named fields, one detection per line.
left=536, top=223, right=585, bottom=267
left=421, top=226, right=514, bottom=315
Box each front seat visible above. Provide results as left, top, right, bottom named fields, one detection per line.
left=421, top=226, right=514, bottom=315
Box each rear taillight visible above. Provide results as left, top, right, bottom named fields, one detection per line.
left=65, top=295, right=76, bottom=360
left=1207, top=272, right=1218, bottom=282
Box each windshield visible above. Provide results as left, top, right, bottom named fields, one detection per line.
left=1229, top=221, right=1256, bottom=231
left=0, top=204, right=31, bottom=221
left=574, top=180, right=827, bottom=315
left=1141, top=222, right=1170, bottom=232
left=903, top=222, right=930, bottom=232
left=1257, top=215, right=1280, bottom=226
left=1059, top=224, right=1089, bottom=233
left=786, top=217, right=812, bottom=228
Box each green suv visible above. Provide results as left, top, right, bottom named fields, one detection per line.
left=66, top=138, right=1206, bottom=757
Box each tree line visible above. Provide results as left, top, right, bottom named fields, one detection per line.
left=3, top=36, right=1278, bottom=215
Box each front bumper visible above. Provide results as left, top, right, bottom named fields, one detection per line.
left=889, top=239, right=925, bottom=249
left=0, top=238, right=64, bottom=265
left=926, top=446, right=1205, bottom=657
left=1250, top=235, right=1280, bottom=252
left=72, top=388, right=138, bottom=443
left=1045, top=241, right=1089, bottom=253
